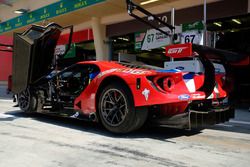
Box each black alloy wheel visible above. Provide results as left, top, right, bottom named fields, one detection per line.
left=98, top=83, right=148, bottom=134
left=18, top=88, right=37, bottom=113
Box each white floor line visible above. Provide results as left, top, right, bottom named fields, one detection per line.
left=230, top=120, right=250, bottom=125
left=0, top=99, right=13, bottom=102
left=0, top=113, right=15, bottom=118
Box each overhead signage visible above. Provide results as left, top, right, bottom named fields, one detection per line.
left=141, top=27, right=172, bottom=50
left=134, top=21, right=204, bottom=50
left=139, top=26, right=181, bottom=50
left=181, top=30, right=204, bottom=45
left=165, top=43, right=192, bottom=58
left=0, top=0, right=105, bottom=34
left=182, top=21, right=204, bottom=32
left=181, top=21, right=204, bottom=45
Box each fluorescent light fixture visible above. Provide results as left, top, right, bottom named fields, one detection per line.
left=232, top=19, right=241, bottom=24
left=14, top=9, right=29, bottom=14
left=213, top=22, right=222, bottom=27
left=140, top=0, right=159, bottom=5
left=118, top=37, right=129, bottom=41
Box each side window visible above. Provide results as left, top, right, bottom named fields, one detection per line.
left=60, top=71, right=74, bottom=79
left=57, top=65, right=86, bottom=95
left=57, top=64, right=100, bottom=95
left=87, top=64, right=100, bottom=81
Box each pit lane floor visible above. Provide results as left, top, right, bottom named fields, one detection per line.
left=0, top=86, right=250, bottom=167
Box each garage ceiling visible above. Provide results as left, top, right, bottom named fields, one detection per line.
left=48, top=0, right=217, bottom=27
left=0, top=0, right=17, bottom=7
left=1, top=0, right=219, bottom=35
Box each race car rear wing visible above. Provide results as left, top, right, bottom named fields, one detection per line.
left=165, top=43, right=247, bottom=97
left=165, top=43, right=246, bottom=62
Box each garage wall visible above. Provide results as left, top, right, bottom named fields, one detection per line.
left=248, top=0, right=250, bottom=13
left=0, top=36, right=13, bottom=81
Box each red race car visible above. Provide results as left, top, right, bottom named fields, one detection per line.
left=11, top=23, right=239, bottom=133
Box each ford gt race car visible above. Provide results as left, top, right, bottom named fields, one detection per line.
left=11, top=23, right=238, bottom=133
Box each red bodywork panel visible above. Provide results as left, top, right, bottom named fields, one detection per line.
left=74, top=61, right=191, bottom=115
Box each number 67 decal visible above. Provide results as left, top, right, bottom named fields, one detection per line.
left=181, top=31, right=203, bottom=45
left=184, top=35, right=195, bottom=43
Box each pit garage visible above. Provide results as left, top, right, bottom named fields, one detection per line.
left=0, top=0, right=250, bottom=167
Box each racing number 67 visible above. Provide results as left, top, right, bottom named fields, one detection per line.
left=147, top=34, right=154, bottom=43
left=185, top=35, right=195, bottom=43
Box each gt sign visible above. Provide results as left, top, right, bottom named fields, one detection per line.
left=165, top=43, right=192, bottom=58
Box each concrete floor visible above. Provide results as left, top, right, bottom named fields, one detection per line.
left=0, top=85, right=250, bottom=167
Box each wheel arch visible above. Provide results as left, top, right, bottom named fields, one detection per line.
left=95, top=75, right=135, bottom=111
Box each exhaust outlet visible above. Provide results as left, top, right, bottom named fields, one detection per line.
left=89, top=112, right=97, bottom=122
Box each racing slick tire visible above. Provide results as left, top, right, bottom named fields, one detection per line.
left=98, top=83, right=147, bottom=134
left=133, top=106, right=148, bottom=131
left=18, top=88, right=37, bottom=113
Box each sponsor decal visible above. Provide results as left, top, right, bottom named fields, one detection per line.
left=142, top=88, right=150, bottom=101
left=178, top=94, right=190, bottom=100
left=70, top=112, right=79, bottom=118
left=98, top=68, right=151, bottom=78
left=192, top=94, right=205, bottom=99
left=167, top=47, right=188, bottom=54
left=120, top=69, right=149, bottom=75
left=98, top=69, right=117, bottom=78
left=176, top=66, right=185, bottom=70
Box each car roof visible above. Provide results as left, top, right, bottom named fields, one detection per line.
left=77, top=61, right=127, bottom=71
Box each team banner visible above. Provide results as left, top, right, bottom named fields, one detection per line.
left=0, top=0, right=105, bottom=34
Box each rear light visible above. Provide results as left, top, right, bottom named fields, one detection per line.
left=163, top=77, right=175, bottom=92
left=147, top=76, right=175, bottom=93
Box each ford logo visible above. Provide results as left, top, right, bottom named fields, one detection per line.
left=178, top=94, right=190, bottom=100
left=176, top=66, right=184, bottom=70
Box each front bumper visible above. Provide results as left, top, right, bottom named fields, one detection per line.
left=150, top=105, right=235, bottom=129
